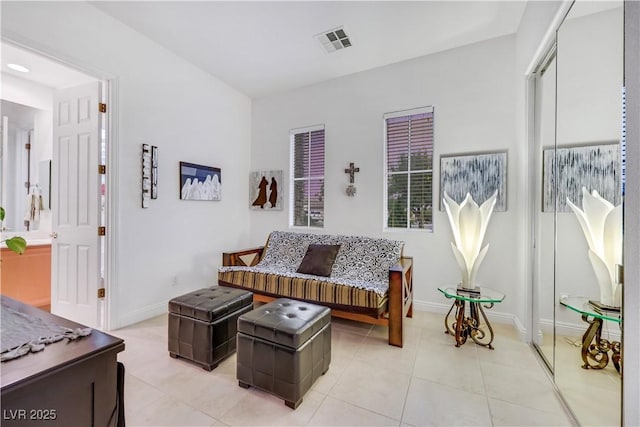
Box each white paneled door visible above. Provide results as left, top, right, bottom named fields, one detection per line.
left=51, top=82, right=102, bottom=327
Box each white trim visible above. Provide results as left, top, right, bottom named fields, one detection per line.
left=383, top=105, right=434, bottom=121
left=382, top=106, right=435, bottom=232
left=289, top=124, right=325, bottom=228
left=524, top=1, right=574, bottom=76
left=289, top=124, right=324, bottom=135
left=104, top=78, right=119, bottom=331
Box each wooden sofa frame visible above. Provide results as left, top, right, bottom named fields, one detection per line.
left=220, top=247, right=413, bottom=347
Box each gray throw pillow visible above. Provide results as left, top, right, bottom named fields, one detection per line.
left=296, top=244, right=341, bottom=277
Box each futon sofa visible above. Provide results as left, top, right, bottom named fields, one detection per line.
left=218, top=231, right=413, bottom=347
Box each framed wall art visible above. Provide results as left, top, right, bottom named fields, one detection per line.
left=179, top=161, right=221, bottom=201
left=440, top=151, right=507, bottom=211
left=542, top=143, right=620, bottom=212
left=250, top=170, right=283, bottom=210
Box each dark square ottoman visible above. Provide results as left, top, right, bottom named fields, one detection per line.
left=168, top=286, right=253, bottom=371
left=236, top=298, right=331, bottom=409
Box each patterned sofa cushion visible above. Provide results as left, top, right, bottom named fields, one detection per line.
left=219, top=231, right=404, bottom=296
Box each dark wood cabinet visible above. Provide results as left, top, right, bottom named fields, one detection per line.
left=1, top=296, right=125, bottom=426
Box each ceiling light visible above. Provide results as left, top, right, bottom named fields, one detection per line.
left=316, top=27, right=352, bottom=53
left=7, top=63, right=30, bottom=73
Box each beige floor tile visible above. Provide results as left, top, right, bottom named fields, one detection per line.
left=311, top=353, right=353, bottom=394
left=127, top=393, right=217, bottom=426
left=331, top=317, right=373, bottom=336
left=329, top=358, right=411, bottom=420
left=476, top=336, right=542, bottom=371
left=367, top=323, right=423, bottom=348
left=123, top=373, right=166, bottom=419
left=412, top=342, right=485, bottom=395
left=186, top=374, right=252, bottom=420
left=402, top=377, right=492, bottom=426
left=116, top=311, right=573, bottom=427
left=131, top=351, right=206, bottom=393
left=308, top=396, right=400, bottom=426
left=331, top=328, right=367, bottom=359
left=489, top=397, right=574, bottom=426
left=481, top=360, right=566, bottom=414
left=219, top=389, right=325, bottom=426
left=353, top=335, right=418, bottom=375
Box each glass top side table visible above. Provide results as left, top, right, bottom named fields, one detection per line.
left=559, top=296, right=621, bottom=372
left=438, top=286, right=505, bottom=350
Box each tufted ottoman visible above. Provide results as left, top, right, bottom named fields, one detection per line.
left=168, top=286, right=253, bottom=371
left=236, top=298, right=331, bottom=409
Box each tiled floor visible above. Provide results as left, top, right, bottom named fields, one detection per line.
left=112, top=310, right=575, bottom=427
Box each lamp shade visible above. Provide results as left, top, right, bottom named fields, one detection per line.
left=443, top=191, right=497, bottom=289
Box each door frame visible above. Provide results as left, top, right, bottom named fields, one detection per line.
left=2, top=36, right=119, bottom=331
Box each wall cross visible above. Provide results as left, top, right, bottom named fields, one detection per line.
left=344, top=162, right=360, bottom=184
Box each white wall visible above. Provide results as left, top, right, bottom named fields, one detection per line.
left=2, top=2, right=252, bottom=328
left=251, top=35, right=519, bottom=318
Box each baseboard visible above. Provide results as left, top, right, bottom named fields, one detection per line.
left=512, top=315, right=529, bottom=342
left=110, top=301, right=167, bottom=331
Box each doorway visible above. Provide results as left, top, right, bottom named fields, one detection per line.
left=1, top=40, right=111, bottom=329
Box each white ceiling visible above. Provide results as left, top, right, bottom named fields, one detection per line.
left=92, top=1, right=527, bottom=99
left=1, top=42, right=97, bottom=90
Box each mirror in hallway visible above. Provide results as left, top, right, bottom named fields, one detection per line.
left=0, top=99, right=52, bottom=233
left=554, top=1, right=623, bottom=425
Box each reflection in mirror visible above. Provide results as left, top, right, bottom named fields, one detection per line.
left=555, top=1, right=623, bottom=425
left=0, top=99, right=52, bottom=233
left=532, top=50, right=557, bottom=372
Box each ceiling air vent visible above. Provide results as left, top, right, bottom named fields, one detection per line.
left=316, top=27, right=352, bottom=53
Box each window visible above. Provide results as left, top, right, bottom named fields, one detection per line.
left=384, top=106, right=434, bottom=230
left=290, top=125, right=325, bottom=227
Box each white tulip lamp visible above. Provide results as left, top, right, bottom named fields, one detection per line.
left=443, top=191, right=498, bottom=291
left=567, top=187, right=622, bottom=308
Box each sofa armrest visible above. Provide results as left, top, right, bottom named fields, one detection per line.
left=222, top=247, right=265, bottom=267
left=388, top=256, right=413, bottom=347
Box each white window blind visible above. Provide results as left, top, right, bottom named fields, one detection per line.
left=290, top=125, right=325, bottom=227
left=384, top=107, right=434, bottom=230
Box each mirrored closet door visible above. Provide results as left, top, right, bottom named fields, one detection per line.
left=532, top=1, right=624, bottom=425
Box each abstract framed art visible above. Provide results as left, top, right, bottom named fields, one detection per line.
left=250, top=170, right=283, bottom=210
left=179, top=161, right=221, bottom=201
left=440, top=151, right=507, bottom=211
left=542, top=143, right=620, bottom=212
